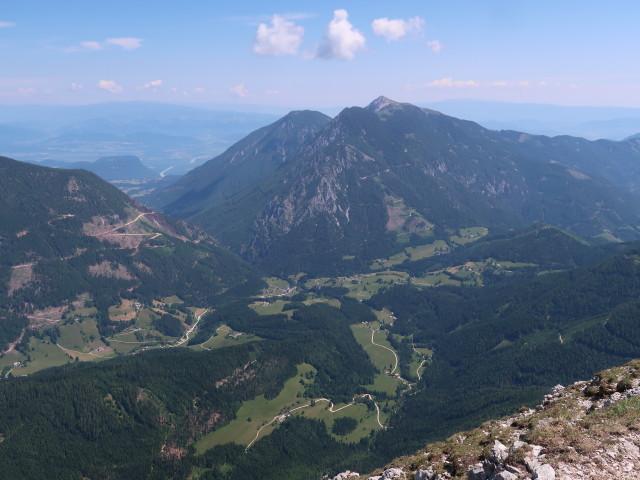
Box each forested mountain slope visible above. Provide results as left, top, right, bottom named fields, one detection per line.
left=0, top=156, right=253, bottom=350
left=147, top=110, right=330, bottom=216
left=185, top=97, right=640, bottom=275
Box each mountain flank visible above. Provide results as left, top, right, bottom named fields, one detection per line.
left=335, top=359, right=640, bottom=480
left=155, top=96, right=640, bottom=275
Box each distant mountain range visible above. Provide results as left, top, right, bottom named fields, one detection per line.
left=39, top=155, right=157, bottom=181
left=427, top=98, right=640, bottom=140
left=0, top=102, right=277, bottom=175
left=149, top=96, right=640, bottom=275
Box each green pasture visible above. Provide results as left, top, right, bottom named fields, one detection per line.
left=195, top=363, right=316, bottom=453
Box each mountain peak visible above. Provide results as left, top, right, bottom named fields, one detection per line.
left=366, top=96, right=402, bottom=112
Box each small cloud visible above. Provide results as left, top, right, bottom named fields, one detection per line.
left=0, top=21, right=15, bottom=28
left=426, top=39, right=442, bottom=53
left=519, top=81, right=530, bottom=87
left=97, top=80, right=123, bottom=93
left=253, top=14, right=304, bottom=56
left=371, top=16, right=423, bottom=42
left=316, top=9, right=365, bottom=60
left=194, top=87, right=205, bottom=93
left=266, top=89, right=281, bottom=95
left=425, top=77, right=479, bottom=87
left=538, top=81, right=548, bottom=87
left=229, top=83, right=248, bottom=98
left=170, top=87, right=178, bottom=93
left=106, top=37, right=143, bottom=50
left=490, top=81, right=508, bottom=87
left=70, top=82, right=84, bottom=90
left=569, top=83, right=577, bottom=89
left=18, top=88, right=38, bottom=96
left=136, top=79, right=162, bottom=90
left=80, top=41, right=104, bottom=51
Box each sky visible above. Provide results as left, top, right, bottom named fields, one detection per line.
left=2, top=1, right=640, bottom=111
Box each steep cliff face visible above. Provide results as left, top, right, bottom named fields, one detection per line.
left=333, top=359, right=640, bottom=480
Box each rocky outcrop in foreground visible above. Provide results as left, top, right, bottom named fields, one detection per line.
left=332, top=359, right=640, bottom=480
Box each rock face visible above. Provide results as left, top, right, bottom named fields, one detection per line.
left=342, top=360, right=640, bottom=480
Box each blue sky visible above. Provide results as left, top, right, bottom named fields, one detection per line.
left=1, top=1, right=639, bottom=110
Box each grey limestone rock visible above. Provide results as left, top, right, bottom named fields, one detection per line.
left=531, top=464, right=555, bottom=480
left=489, top=440, right=509, bottom=464
left=414, top=468, right=436, bottom=480
left=381, top=467, right=406, bottom=479
left=491, top=471, right=518, bottom=480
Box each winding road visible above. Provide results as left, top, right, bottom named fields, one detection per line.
left=245, top=393, right=386, bottom=450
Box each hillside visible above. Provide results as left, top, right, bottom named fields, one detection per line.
left=180, top=97, right=640, bottom=275
left=336, top=359, right=640, bottom=480
left=148, top=110, right=331, bottom=216
left=0, top=156, right=254, bottom=359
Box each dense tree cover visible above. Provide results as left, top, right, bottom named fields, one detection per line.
left=366, top=247, right=640, bottom=460
left=0, top=311, right=27, bottom=351
left=195, top=418, right=367, bottom=480
left=0, top=344, right=297, bottom=479
left=331, top=416, right=358, bottom=436
left=221, top=303, right=376, bottom=402
left=154, top=313, right=185, bottom=337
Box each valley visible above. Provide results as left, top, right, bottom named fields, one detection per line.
left=3, top=97, right=640, bottom=479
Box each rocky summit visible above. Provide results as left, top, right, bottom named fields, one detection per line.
left=332, top=359, right=640, bottom=480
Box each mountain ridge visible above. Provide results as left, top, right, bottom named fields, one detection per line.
left=169, top=96, right=640, bottom=274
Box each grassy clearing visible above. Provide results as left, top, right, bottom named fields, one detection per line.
left=374, top=308, right=395, bottom=325
left=351, top=324, right=395, bottom=372
left=19, top=337, right=74, bottom=374
left=412, top=273, right=461, bottom=287
left=57, top=318, right=104, bottom=352
left=295, top=402, right=382, bottom=443
left=249, top=300, right=286, bottom=316
left=405, top=240, right=450, bottom=261
left=108, top=299, right=137, bottom=321
left=163, top=295, right=183, bottom=304
left=196, top=364, right=316, bottom=453
left=450, top=226, right=489, bottom=245
left=192, top=325, right=260, bottom=351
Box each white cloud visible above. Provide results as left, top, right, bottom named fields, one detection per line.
left=229, top=83, right=248, bottom=98
left=0, top=21, right=15, bottom=28
left=266, top=89, right=281, bottom=95
left=80, top=41, right=104, bottom=51
left=371, top=16, right=423, bottom=42
left=253, top=14, right=304, bottom=56
left=70, top=82, right=84, bottom=90
left=136, top=79, right=162, bottom=90
left=316, top=9, right=365, bottom=60
left=538, top=81, right=548, bottom=87
left=106, top=37, right=143, bottom=50
left=194, top=87, right=205, bottom=93
left=97, top=80, right=123, bottom=93
left=18, top=88, right=38, bottom=96
left=490, top=81, right=508, bottom=87
left=425, top=77, right=479, bottom=87
left=519, top=81, right=530, bottom=87
left=426, top=39, right=442, bottom=53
